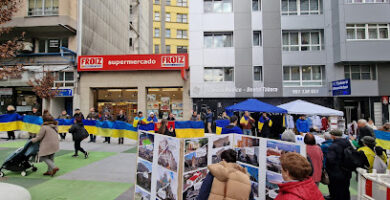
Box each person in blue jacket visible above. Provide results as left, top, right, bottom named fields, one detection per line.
left=221, top=115, right=243, bottom=135
left=296, top=115, right=310, bottom=135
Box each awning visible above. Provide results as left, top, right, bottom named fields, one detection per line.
left=278, top=100, right=344, bottom=116
left=225, top=99, right=287, bottom=113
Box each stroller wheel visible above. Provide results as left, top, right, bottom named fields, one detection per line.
left=21, top=171, right=27, bottom=176
left=0, top=171, right=4, bottom=177
left=32, top=166, right=38, bottom=172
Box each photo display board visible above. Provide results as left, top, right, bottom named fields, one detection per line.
left=135, top=131, right=305, bottom=200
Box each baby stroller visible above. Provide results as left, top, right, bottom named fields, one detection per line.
left=0, top=140, right=39, bottom=177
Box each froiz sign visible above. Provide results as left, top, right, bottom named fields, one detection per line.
left=161, top=55, right=186, bottom=68
left=80, top=57, right=103, bottom=69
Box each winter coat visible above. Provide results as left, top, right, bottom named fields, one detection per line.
left=221, top=125, right=243, bottom=135
left=275, top=178, right=324, bottom=200
left=57, top=114, right=71, bottom=119
left=296, top=119, right=309, bottom=133
left=117, top=114, right=127, bottom=122
left=69, top=123, right=87, bottom=141
left=7, top=110, right=15, bottom=114
left=358, top=146, right=388, bottom=172
left=206, top=113, right=213, bottom=123
left=320, top=139, right=333, bottom=167
left=86, top=112, right=99, bottom=120
left=326, top=138, right=352, bottom=179
left=31, top=121, right=60, bottom=157
left=357, top=126, right=375, bottom=146
left=203, top=161, right=252, bottom=200
left=73, top=113, right=85, bottom=120
left=306, top=145, right=323, bottom=183
left=28, top=111, right=41, bottom=116
left=240, top=116, right=255, bottom=130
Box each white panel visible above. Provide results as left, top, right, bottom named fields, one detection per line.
left=251, top=12, right=263, bottom=30
left=202, top=14, right=235, bottom=31
left=203, top=48, right=235, bottom=67
left=252, top=47, right=264, bottom=66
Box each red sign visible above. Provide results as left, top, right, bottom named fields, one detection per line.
left=78, top=54, right=188, bottom=72
left=382, top=96, right=389, bottom=105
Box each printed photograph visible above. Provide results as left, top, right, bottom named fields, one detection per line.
left=135, top=186, right=151, bottom=200
left=182, top=169, right=208, bottom=200
left=266, top=140, right=301, bottom=173
left=156, top=166, right=178, bottom=200
left=266, top=171, right=284, bottom=200
left=251, top=181, right=259, bottom=198
left=240, top=163, right=259, bottom=183
left=235, top=135, right=260, bottom=167
left=211, top=146, right=231, bottom=164
left=157, top=136, right=179, bottom=172
left=185, top=138, right=208, bottom=154
left=138, top=132, right=154, bottom=162
left=136, top=159, right=152, bottom=192
left=184, top=151, right=208, bottom=172
left=211, top=135, right=231, bottom=148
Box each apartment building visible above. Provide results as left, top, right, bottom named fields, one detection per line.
left=189, top=0, right=390, bottom=124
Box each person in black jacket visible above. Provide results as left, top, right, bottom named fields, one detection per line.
left=116, top=110, right=127, bottom=144
left=68, top=116, right=89, bottom=159
left=73, top=108, right=85, bottom=120
left=357, top=119, right=375, bottom=147
left=157, top=119, right=176, bottom=137
left=326, top=130, right=352, bottom=200
left=6, top=105, right=16, bottom=140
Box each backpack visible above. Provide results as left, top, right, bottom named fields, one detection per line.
left=341, top=142, right=368, bottom=172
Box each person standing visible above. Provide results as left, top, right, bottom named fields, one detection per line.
left=101, top=111, right=113, bottom=144
left=27, top=106, right=41, bottom=139
left=6, top=105, right=16, bottom=140
left=275, top=152, right=324, bottom=200
left=258, top=113, right=272, bottom=138
left=221, top=115, right=243, bottom=134
left=296, top=115, right=310, bottom=135
left=116, top=110, right=127, bottom=144
left=320, top=132, right=333, bottom=168
left=73, top=108, right=85, bottom=120
left=367, top=119, right=377, bottom=130
left=57, top=110, right=71, bottom=141
left=326, top=130, right=353, bottom=200
left=190, top=111, right=200, bottom=121
left=157, top=119, right=176, bottom=137
left=147, top=112, right=158, bottom=123
left=68, top=116, right=89, bottom=159
left=304, top=133, right=323, bottom=185
left=31, top=111, right=60, bottom=177
left=321, top=117, right=329, bottom=132
left=133, top=111, right=146, bottom=128
left=240, top=111, right=255, bottom=136
left=205, top=109, right=213, bottom=133
left=357, top=119, right=375, bottom=147
left=166, top=112, right=176, bottom=121
left=86, top=107, right=99, bottom=143
left=358, top=136, right=387, bottom=173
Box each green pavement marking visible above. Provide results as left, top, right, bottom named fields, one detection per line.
left=29, top=179, right=133, bottom=200
left=122, top=147, right=137, bottom=153
left=4, top=152, right=115, bottom=179
left=0, top=177, right=48, bottom=189
left=0, top=140, right=26, bottom=148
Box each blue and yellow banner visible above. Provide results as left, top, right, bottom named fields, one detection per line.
left=175, top=121, right=204, bottom=138
left=215, top=120, right=229, bottom=135
left=0, top=113, right=23, bottom=132
left=21, top=115, right=43, bottom=134
left=57, top=119, right=73, bottom=133
left=375, top=130, right=390, bottom=149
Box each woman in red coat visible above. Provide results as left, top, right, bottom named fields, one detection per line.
left=304, top=133, right=323, bottom=185
left=275, top=152, right=324, bottom=200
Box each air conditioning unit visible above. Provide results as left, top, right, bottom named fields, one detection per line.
left=22, top=42, right=33, bottom=52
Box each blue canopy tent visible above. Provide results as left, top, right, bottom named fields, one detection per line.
left=225, top=99, right=287, bottom=114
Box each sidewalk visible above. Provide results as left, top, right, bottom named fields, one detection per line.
left=0, top=132, right=137, bottom=200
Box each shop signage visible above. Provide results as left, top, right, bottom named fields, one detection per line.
left=332, top=79, right=351, bottom=96
left=53, top=89, right=73, bottom=97
left=78, top=54, right=188, bottom=71
left=0, top=88, right=13, bottom=95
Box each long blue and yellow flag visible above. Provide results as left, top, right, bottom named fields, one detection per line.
left=57, top=119, right=73, bottom=133
left=375, top=130, right=390, bottom=149
left=21, top=115, right=43, bottom=134
left=175, top=121, right=204, bottom=138
left=215, top=120, right=229, bottom=135
left=0, top=113, right=23, bottom=132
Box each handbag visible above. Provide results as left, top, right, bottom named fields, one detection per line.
left=320, top=169, right=330, bottom=185
left=81, top=127, right=89, bottom=140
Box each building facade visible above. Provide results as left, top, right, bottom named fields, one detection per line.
left=189, top=0, right=390, bottom=124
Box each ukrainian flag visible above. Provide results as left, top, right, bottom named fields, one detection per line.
left=21, top=115, right=43, bottom=134
left=139, top=123, right=155, bottom=133
left=215, top=120, right=229, bottom=135
left=0, top=113, right=23, bottom=132
left=96, top=120, right=115, bottom=137
left=83, top=120, right=97, bottom=135
left=375, top=130, right=390, bottom=149
left=113, top=121, right=138, bottom=140
left=175, top=121, right=204, bottom=138
left=57, top=119, right=73, bottom=133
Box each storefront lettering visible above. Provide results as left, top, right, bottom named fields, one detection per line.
left=209, top=87, right=279, bottom=93
left=80, top=57, right=103, bottom=69
left=161, top=55, right=186, bottom=67
left=108, top=59, right=157, bottom=66
left=292, top=89, right=319, bottom=95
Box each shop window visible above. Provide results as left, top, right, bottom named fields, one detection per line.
left=177, top=46, right=188, bottom=53
left=54, top=71, right=75, bottom=87
left=38, top=38, right=68, bottom=53
left=147, top=87, right=184, bottom=120
left=344, top=65, right=377, bottom=80
left=28, top=0, right=59, bottom=16
left=283, top=65, right=324, bottom=86
left=204, top=67, right=234, bottom=82
left=254, top=66, right=262, bottom=81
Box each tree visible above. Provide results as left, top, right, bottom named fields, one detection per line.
left=28, top=71, right=59, bottom=99
left=0, top=0, right=24, bottom=80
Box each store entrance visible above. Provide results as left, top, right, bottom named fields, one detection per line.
left=94, top=88, right=138, bottom=122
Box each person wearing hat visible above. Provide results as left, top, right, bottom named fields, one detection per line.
left=73, top=108, right=85, bottom=120
left=326, top=129, right=353, bottom=200
left=147, top=112, right=158, bottom=124
left=358, top=136, right=388, bottom=173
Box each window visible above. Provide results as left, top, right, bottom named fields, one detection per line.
left=166, top=29, right=171, bottom=38
left=166, top=0, right=171, bottom=5
left=283, top=66, right=324, bottom=86
left=177, top=46, right=188, bottom=53
left=204, top=0, right=233, bottom=13
left=129, top=38, right=133, bottom=47
left=346, top=0, right=388, bottom=3
left=177, top=14, right=188, bottom=23
left=253, top=31, right=262, bottom=46
left=166, top=45, right=171, bottom=53
left=38, top=38, right=68, bottom=53
left=54, top=71, right=74, bottom=87
left=204, top=32, right=233, bottom=48
left=130, top=5, right=133, bottom=15
left=28, top=0, right=59, bottom=16
left=281, top=0, right=322, bottom=15
left=154, top=0, right=160, bottom=4
left=347, top=24, right=389, bottom=40
left=177, top=30, right=188, bottom=39
left=154, top=45, right=160, bottom=54
left=254, top=66, right=262, bottom=81
left=282, top=30, right=323, bottom=51
left=155, top=12, right=160, bottom=21
left=154, top=28, right=160, bottom=37
left=344, top=65, right=377, bottom=80
left=177, top=0, right=187, bottom=7
left=252, top=0, right=261, bottom=11
left=204, top=67, right=234, bottom=82
left=166, top=13, right=171, bottom=22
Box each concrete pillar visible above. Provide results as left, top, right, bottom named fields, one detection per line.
left=138, top=86, right=146, bottom=113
